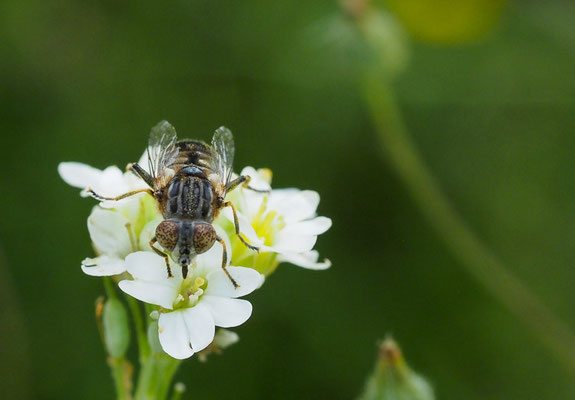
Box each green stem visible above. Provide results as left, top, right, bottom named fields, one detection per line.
left=103, top=276, right=117, bottom=299
left=156, top=357, right=183, bottom=399
left=134, top=355, right=157, bottom=400
left=125, top=294, right=150, bottom=362
left=134, top=320, right=181, bottom=400
left=134, top=353, right=181, bottom=400
left=109, top=357, right=132, bottom=400
left=360, top=71, right=575, bottom=376
left=170, top=383, right=186, bottom=400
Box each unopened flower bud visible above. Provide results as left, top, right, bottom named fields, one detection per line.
left=102, top=297, right=130, bottom=358
left=147, top=319, right=163, bottom=354
left=384, top=0, right=507, bottom=44
left=333, top=0, right=409, bottom=81
left=357, top=6, right=409, bottom=79
left=197, top=329, right=240, bottom=362
left=358, top=337, right=434, bottom=400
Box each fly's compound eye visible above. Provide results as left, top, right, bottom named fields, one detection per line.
left=193, top=223, right=216, bottom=254
left=155, top=220, right=179, bottom=251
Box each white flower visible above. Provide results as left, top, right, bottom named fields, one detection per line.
left=58, top=152, right=149, bottom=208
left=81, top=200, right=161, bottom=276
left=60, top=154, right=332, bottom=278
left=59, top=152, right=162, bottom=276
left=223, top=166, right=332, bottom=273
left=119, top=244, right=263, bottom=359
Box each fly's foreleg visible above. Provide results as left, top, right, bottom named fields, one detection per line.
left=149, top=237, right=173, bottom=278
left=225, top=175, right=270, bottom=194
left=86, top=188, right=154, bottom=202
left=127, top=162, right=155, bottom=188
left=223, top=201, right=259, bottom=252
left=216, top=236, right=239, bottom=288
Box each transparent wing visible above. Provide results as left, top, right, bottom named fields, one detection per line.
left=147, top=120, right=178, bottom=180
left=211, top=126, right=235, bottom=187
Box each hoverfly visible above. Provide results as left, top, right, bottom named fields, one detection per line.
left=88, top=121, right=261, bottom=287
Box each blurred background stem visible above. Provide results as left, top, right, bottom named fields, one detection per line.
left=360, top=70, right=575, bottom=376
left=0, top=245, right=33, bottom=399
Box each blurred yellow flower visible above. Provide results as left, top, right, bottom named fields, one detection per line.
left=383, top=0, right=507, bottom=43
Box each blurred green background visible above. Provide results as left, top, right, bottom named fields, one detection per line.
left=2, top=0, right=575, bottom=399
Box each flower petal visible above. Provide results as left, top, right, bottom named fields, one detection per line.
left=220, top=207, right=263, bottom=247
left=158, top=311, right=194, bottom=359
left=268, top=189, right=319, bottom=222
left=181, top=304, right=215, bottom=352
left=81, top=256, right=126, bottom=276
left=280, top=217, right=332, bottom=236
left=88, top=207, right=133, bottom=257
left=98, top=166, right=130, bottom=194
left=205, top=267, right=263, bottom=298
left=58, top=162, right=103, bottom=190
left=278, top=250, right=332, bottom=270
left=97, top=166, right=149, bottom=208
left=240, top=166, right=272, bottom=192
left=201, top=296, right=252, bottom=328
left=125, top=251, right=181, bottom=281
left=118, top=280, right=178, bottom=309
left=273, top=232, right=318, bottom=253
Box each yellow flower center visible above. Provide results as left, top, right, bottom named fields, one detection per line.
left=174, top=276, right=207, bottom=309
left=251, top=197, right=286, bottom=246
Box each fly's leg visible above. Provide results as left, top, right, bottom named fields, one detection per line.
left=127, top=162, right=155, bottom=188
left=225, top=175, right=270, bottom=194
left=223, top=201, right=259, bottom=252
left=149, top=237, right=173, bottom=278
left=225, top=175, right=247, bottom=192
left=86, top=188, right=154, bottom=202
left=87, top=163, right=155, bottom=201
left=216, top=236, right=239, bottom=288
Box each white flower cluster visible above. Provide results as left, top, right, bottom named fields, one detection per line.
left=59, top=154, right=331, bottom=360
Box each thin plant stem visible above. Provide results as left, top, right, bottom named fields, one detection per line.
left=360, top=71, right=575, bottom=376
left=125, top=294, right=150, bottom=362
left=134, top=354, right=158, bottom=400
left=108, top=357, right=132, bottom=400
left=156, top=358, right=183, bottom=400
left=134, top=353, right=181, bottom=400
left=170, top=383, right=186, bottom=400
left=103, top=276, right=117, bottom=298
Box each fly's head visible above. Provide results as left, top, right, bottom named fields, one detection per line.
left=155, top=219, right=193, bottom=271
left=177, top=222, right=216, bottom=278
left=155, top=219, right=217, bottom=277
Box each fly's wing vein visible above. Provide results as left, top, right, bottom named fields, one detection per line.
left=147, top=120, right=179, bottom=188
left=210, top=126, right=235, bottom=196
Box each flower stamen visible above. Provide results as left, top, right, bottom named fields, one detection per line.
left=125, top=222, right=138, bottom=252
left=174, top=276, right=207, bottom=309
